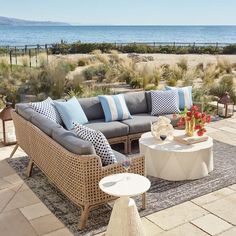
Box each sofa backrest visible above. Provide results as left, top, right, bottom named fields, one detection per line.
left=15, top=103, right=38, bottom=121
left=124, top=91, right=148, bottom=115
left=52, top=127, right=96, bottom=155
left=15, top=103, right=95, bottom=155
left=78, top=97, right=105, bottom=121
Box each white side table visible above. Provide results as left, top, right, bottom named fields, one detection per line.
left=99, top=173, right=150, bottom=236
left=139, top=130, right=214, bottom=181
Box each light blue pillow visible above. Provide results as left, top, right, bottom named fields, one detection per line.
left=53, top=97, right=88, bottom=130
left=98, top=94, right=132, bottom=122
left=166, top=86, right=193, bottom=110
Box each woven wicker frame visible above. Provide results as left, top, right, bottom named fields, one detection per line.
left=12, top=111, right=145, bottom=230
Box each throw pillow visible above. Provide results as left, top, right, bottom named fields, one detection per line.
left=31, top=97, right=63, bottom=124
left=98, top=94, right=132, bottom=122
left=166, top=86, right=193, bottom=110
left=53, top=96, right=88, bottom=130
left=151, top=90, right=180, bottom=115
left=74, top=123, right=117, bottom=166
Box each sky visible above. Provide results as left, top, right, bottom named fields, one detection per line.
left=0, top=0, right=236, bottom=25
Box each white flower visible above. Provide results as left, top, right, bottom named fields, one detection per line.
left=151, top=116, right=174, bottom=140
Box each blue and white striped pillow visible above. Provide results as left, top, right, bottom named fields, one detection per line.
left=98, top=94, right=132, bottom=122
left=166, top=86, right=193, bottom=110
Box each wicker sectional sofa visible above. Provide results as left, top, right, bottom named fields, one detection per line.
left=11, top=91, right=180, bottom=229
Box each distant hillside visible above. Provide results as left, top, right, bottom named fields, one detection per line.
left=0, top=16, right=70, bottom=26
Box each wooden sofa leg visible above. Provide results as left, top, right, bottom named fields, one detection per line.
left=124, top=140, right=128, bottom=154
left=128, top=139, right=132, bottom=154
left=79, top=205, right=90, bottom=230
left=26, top=158, right=34, bottom=177
left=9, top=144, right=19, bottom=159
left=141, top=193, right=146, bottom=210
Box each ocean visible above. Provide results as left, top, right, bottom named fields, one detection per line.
left=0, top=25, right=236, bottom=46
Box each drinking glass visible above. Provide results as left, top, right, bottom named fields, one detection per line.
left=121, top=157, right=131, bottom=180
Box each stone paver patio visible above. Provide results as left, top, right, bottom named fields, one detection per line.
left=0, top=115, right=235, bottom=236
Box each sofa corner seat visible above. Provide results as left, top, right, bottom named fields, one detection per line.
left=12, top=104, right=145, bottom=230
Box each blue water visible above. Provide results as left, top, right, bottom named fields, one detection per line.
left=0, top=25, right=236, bottom=46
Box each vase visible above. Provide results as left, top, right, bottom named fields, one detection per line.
left=185, top=118, right=195, bottom=137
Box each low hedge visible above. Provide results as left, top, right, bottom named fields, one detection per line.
left=48, top=42, right=236, bottom=55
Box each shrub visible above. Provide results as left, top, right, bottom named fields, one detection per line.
left=223, top=44, right=236, bottom=54
left=21, top=56, right=29, bottom=67
left=78, top=59, right=86, bottom=66
left=145, top=84, right=157, bottom=91
left=38, top=53, right=48, bottom=68
left=129, top=76, right=144, bottom=88
left=175, top=47, right=189, bottom=54
left=209, top=75, right=236, bottom=103
left=216, top=59, right=232, bottom=74
left=60, top=60, right=77, bottom=71
left=82, top=85, right=111, bottom=97
left=0, top=77, right=20, bottom=105
left=182, top=70, right=196, bottom=86
left=83, top=64, right=109, bottom=82
left=177, top=58, right=188, bottom=71
left=65, top=74, right=84, bottom=97
left=152, top=67, right=162, bottom=86
left=163, top=65, right=183, bottom=86
left=50, top=42, right=70, bottom=54
left=166, top=78, right=178, bottom=86
left=196, top=63, right=204, bottom=72
left=0, top=57, right=10, bottom=78
left=27, top=69, right=51, bottom=95
left=47, top=42, right=236, bottom=55
left=202, top=64, right=218, bottom=86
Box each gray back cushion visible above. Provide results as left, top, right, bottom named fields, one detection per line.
left=145, top=91, right=152, bottom=113
left=15, top=103, right=39, bottom=121
left=78, top=97, right=105, bottom=121
left=31, top=114, right=62, bottom=137
left=124, top=91, right=148, bottom=115
left=52, top=127, right=95, bottom=155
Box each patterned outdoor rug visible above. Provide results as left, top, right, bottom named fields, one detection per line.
left=8, top=140, right=236, bottom=236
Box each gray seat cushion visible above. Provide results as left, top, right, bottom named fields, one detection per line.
left=15, top=103, right=39, bottom=121
left=112, top=149, right=126, bottom=163
left=78, top=97, right=105, bottom=121
left=85, top=120, right=129, bottom=139
left=31, top=114, right=62, bottom=137
left=121, top=113, right=158, bottom=134
left=52, top=127, right=96, bottom=155
left=124, top=91, right=148, bottom=115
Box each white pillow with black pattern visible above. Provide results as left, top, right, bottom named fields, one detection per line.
left=151, top=90, right=180, bottom=115
left=31, top=97, right=63, bottom=125
left=74, top=123, right=117, bottom=166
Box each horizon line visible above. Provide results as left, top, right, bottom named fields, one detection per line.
left=3, top=24, right=236, bottom=27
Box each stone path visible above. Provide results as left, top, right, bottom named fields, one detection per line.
left=0, top=115, right=235, bottom=236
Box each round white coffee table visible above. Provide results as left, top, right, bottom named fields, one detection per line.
left=139, top=130, right=213, bottom=181
left=99, top=173, right=150, bottom=236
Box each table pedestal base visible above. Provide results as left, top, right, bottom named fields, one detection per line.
left=106, top=197, right=146, bottom=236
